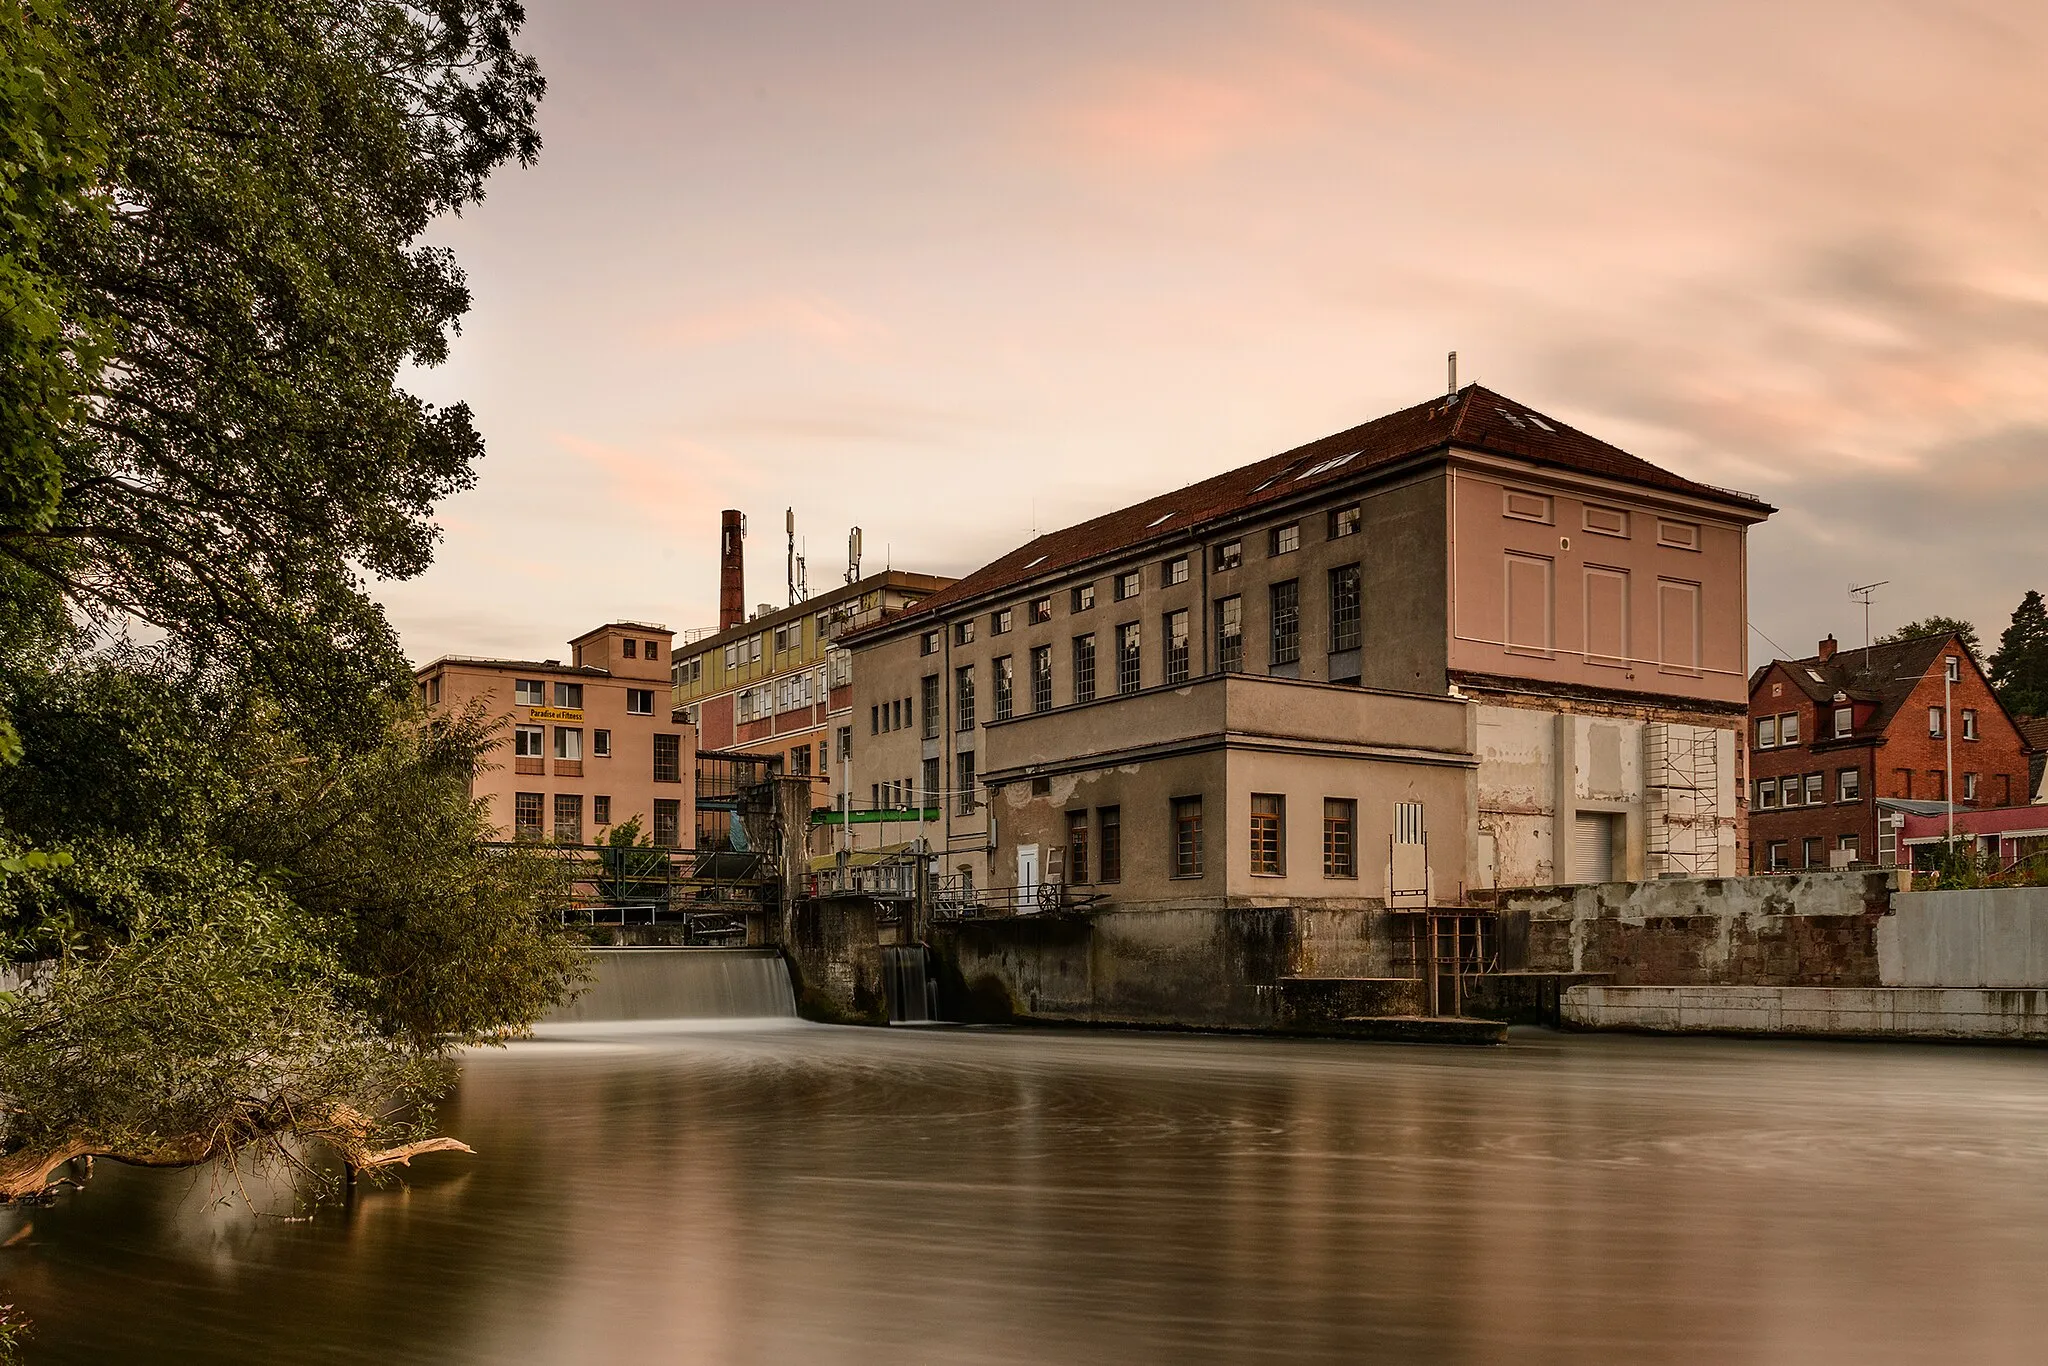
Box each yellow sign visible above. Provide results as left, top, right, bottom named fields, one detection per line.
left=527, top=706, right=583, bottom=722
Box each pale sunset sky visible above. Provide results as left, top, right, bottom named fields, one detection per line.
left=385, top=0, right=2048, bottom=667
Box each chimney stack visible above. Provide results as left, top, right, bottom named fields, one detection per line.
left=1817, top=635, right=1838, bottom=662
left=719, top=509, right=746, bottom=632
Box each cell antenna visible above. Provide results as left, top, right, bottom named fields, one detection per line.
left=1447, top=350, right=1458, bottom=397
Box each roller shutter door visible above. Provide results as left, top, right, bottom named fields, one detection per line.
left=1571, top=814, right=1615, bottom=884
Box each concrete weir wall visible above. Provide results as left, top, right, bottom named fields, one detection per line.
left=1564, top=984, right=2048, bottom=1043
left=931, top=903, right=1403, bottom=1030
left=1880, top=889, right=2048, bottom=987
left=1498, top=870, right=1893, bottom=986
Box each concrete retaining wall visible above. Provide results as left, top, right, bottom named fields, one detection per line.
left=1880, top=888, right=2048, bottom=986
left=1497, top=870, right=1894, bottom=986
left=1563, top=983, right=2048, bottom=1042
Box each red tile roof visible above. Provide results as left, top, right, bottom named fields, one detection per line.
left=871, top=385, right=1770, bottom=632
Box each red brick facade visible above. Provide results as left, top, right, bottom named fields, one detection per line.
left=1748, top=634, right=2031, bottom=871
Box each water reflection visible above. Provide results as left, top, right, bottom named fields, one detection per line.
left=10, top=1025, right=2048, bottom=1363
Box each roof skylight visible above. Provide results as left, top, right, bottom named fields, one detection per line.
left=1294, top=451, right=1358, bottom=481
left=1023, top=555, right=1046, bottom=570
left=1146, top=512, right=1175, bottom=528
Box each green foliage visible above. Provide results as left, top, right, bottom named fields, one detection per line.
left=1989, top=590, right=2048, bottom=719
left=1877, top=616, right=1981, bottom=658
left=0, top=0, right=544, bottom=725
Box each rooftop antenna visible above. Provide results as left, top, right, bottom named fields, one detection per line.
left=785, top=507, right=798, bottom=609
left=846, top=526, right=863, bottom=585
left=1850, top=580, right=1888, bottom=672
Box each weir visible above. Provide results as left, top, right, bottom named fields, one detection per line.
left=545, top=947, right=797, bottom=1023
left=881, top=944, right=937, bottom=1023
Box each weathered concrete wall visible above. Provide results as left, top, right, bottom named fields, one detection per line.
left=1879, top=888, right=2048, bottom=987
left=1564, top=983, right=2048, bottom=1042
left=931, top=903, right=1406, bottom=1029
left=1497, top=870, right=1894, bottom=986
left=785, top=898, right=889, bottom=1023
left=1276, top=977, right=1426, bottom=1029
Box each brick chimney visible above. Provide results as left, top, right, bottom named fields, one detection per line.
left=719, top=509, right=745, bottom=633
left=1817, top=635, right=1838, bottom=661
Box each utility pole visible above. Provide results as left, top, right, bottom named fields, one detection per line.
left=1945, top=652, right=1957, bottom=849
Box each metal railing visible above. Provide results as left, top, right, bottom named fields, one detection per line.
left=929, top=876, right=1102, bottom=920
left=489, top=842, right=775, bottom=921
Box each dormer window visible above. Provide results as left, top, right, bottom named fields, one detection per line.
left=1834, top=706, right=1852, bottom=738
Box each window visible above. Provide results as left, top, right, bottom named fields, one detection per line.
left=1270, top=523, right=1299, bottom=556
left=1945, top=655, right=1960, bottom=683
left=956, top=752, right=977, bottom=816
left=1172, top=797, right=1204, bottom=878
left=626, top=687, right=653, bottom=715
left=1116, top=622, right=1142, bottom=694
left=837, top=726, right=852, bottom=761
left=593, top=728, right=611, bottom=758
left=773, top=624, right=793, bottom=654
left=1833, top=706, right=1852, bottom=738
left=515, top=725, right=544, bottom=758
left=1757, top=716, right=1777, bottom=749
left=1929, top=707, right=1944, bottom=739
left=644, top=640, right=659, bottom=660
left=1657, top=579, right=1700, bottom=673
left=515, top=679, right=544, bottom=706
left=1030, top=597, right=1053, bottom=624
left=1115, top=571, right=1141, bottom=602
left=871, top=705, right=880, bottom=735
left=1072, top=584, right=1096, bottom=613
left=1804, top=773, right=1823, bottom=806
left=1504, top=489, right=1554, bottom=523
left=547, top=682, right=579, bottom=709
left=1584, top=567, right=1628, bottom=665
left=1329, top=565, right=1361, bottom=654
left=921, top=675, right=940, bottom=739
left=1323, top=798, right=1356, bottom=879
left=1270, top=580, right=1300, bottom=667
left=1803, top=836, right=1823, bottom=870
left=621, top=638, right=637, bottom=659
left=1505, top=554, right=1553, bottom=655
left=1164, top=609, right=1190, bottom=685
left=1757, top=778, right=1777, bottom=810
left=1964, top=772, right=1980, bottom=802
left=1766, top=840, right=1788, bottom=871
left=993, top=656, right=1014, bottom=721
left=1250, top=794, right=1285, bottom=875
left=653, top=733, right=681, bottom=783
left=1098, top=806, right=1121, bottom=881
left=653, top=799, right=680, bottom=848
left=725, top=644, right=739, bottom=669
left=992, top=607, right=1013, bottom=635
left=1164, top=556, right=1189, bottom=586
left=1030, top=646, right=1053, bottom=713
left=920, top=631, right=939, bottom=656
left=1657, top=519, right=1700, bottom=551
left=554, top=727, right=582, bottom=761
left=1780, top=712, right=1800, bottom=746
left=1962, top=708, right=1978, bottom=740
left=428, top=675, right=442, bottom=704
left=553, top=794, right=583, bottom=844
left=791, top=743, right=811, bottom=777
left=1838, top=768, right=1860, bottom=802
left=955, top=620, right=975, bottom=646
left=1395, top=801, right=1424, bottom=846
left=1582, top=505, right=1629, bottom=538
left=1329, top=504, right=1361, bottom=538
left=1067, top=809, right=1090, bottom=883
left=892, top=699, right=903, bottom=730
left=956, top=666, right=976, bottom=731
left=1215, top=596, right=1243, bottom=672
left=593, top=795, right=612, bottom=826
left=1073, top=634, right=1097, bottom=703
left=1213, top=540, right=1242, bottom=572
left=514, top=792, right=543, bottom=838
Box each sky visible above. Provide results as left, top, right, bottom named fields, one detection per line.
left=383, top=0, right=2048, bottom=669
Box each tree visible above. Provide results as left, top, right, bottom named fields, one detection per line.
left=0, top=0, right=544, bottom=726
left=0, top=0, right=570, bottom=1219
left=1877, top=616, right=1981, bottom=659
left=1990, top=591, right=2048, bottom=718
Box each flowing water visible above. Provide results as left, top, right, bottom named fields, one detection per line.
left=543, top=948, right=797, bottom=1024
left=9, top=1005, right=2048, bottom=1363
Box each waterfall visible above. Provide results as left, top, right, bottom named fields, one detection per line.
left=545, top=948, right=797, bottom=1023
left=882, top=944, right=938, bottom=1024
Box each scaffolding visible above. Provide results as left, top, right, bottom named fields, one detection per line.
left=1644, top=722, right=1722, bottom=878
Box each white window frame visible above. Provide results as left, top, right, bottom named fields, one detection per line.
left=1929, top=707, right=1944, bottom=738
left=1962, top=708, right=1978, bottom=740
left=1837, top=768, right=1860, bottom=802
left=1757, top=716, right=1777, bottom=749
left=515, top=679, right=544, bottom=706
left=1834, top=706, right=1852, bottom=738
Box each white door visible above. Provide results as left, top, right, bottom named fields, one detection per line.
left=1017, top=843, right=1040, bottom=911
left=1571, top=814, right=1615, bottom=884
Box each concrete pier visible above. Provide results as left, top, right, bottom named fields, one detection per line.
left=1563, top=984, right=2048, bottom=1043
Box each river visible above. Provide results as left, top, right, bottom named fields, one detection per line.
left=8, top=1022, right=2048, bottom=1364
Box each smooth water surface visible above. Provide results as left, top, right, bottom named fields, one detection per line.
left=9, top=1024, right=2048, bottom=1364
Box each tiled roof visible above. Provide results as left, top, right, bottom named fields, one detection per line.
left=871, top=385, right=1770, bottom=632
left=1756, top=633, right=1958, bottom=734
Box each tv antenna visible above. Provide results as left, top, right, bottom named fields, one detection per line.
left=1850, top=580, right=1889, bottom=668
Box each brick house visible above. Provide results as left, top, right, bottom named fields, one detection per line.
left=1747, top=632, right=2032, bottom=871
